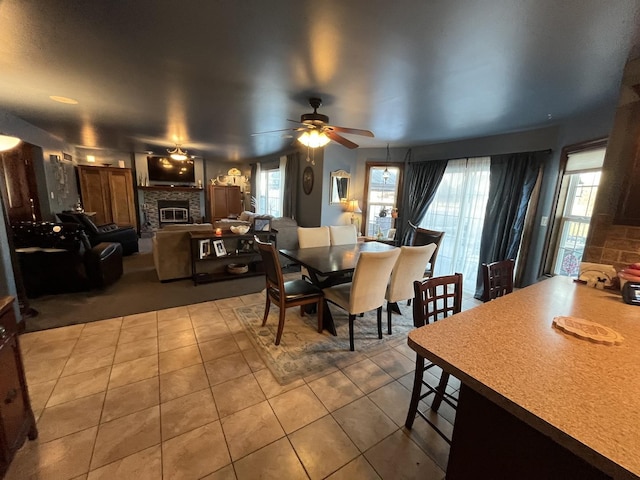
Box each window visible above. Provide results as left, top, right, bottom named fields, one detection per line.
left=548, top=145, right=605, bottom=277
left=420, top=157, right=490, bottom=292
left=255, top=156, right=286, bottom=217
left=364, top=165, right=401, bottom=237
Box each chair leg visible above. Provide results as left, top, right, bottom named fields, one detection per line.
left=405, top=354, right=425, bottom=429
left=261, top=295, right=271, bottom=326
left=274, top=304, right=286, bottom=346
left=431, top=371, right=450, bottom=413
left=300, top=305, right=305, bottom=317
left=376, top=306, right=383, bottom=339
left=316, top=298, right=323, bottom=333
left=348, top=314, right=356, bottom=351
left=387, top=301, right=392, bottom=335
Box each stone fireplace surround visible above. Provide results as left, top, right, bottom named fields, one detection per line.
left=139, top=187, right=203, bottom=233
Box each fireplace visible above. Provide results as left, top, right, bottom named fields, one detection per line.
left=158, top=200, right=190, bottom=226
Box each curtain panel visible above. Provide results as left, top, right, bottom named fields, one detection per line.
left=282, top=151, right=300, bottom=219
left=398, top=151, right=448, bottom=245
left=474, top=150, right=548, bottom=298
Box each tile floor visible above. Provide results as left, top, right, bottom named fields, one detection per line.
left=8, top=285, right=472, bottom=480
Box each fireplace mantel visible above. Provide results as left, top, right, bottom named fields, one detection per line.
left=138, top=186, right=203, bottom=192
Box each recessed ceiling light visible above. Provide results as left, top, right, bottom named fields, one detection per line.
left=49, top=95, right=79, bottom=105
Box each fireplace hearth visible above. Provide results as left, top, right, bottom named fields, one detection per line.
left=157, top=200, right=190, bottom=226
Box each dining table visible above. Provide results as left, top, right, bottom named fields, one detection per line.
left=279, top=241, right=397, bottom=335
left=408, top=275, right=640, bottom=480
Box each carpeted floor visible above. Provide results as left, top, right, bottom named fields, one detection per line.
left=25, top=243, right=267, bottom=332
left=234, top=302, right=416, bottom=384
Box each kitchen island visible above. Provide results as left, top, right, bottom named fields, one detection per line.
left=408, top=276, right=639, bottom=480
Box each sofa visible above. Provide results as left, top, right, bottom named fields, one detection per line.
left=152, top=224, right=214, bottom=281
left=12, top=222, right=123, bottom=297
left=56, top=211, right=139, bottom=256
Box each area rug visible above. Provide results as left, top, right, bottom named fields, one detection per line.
left=234, top=302, right=415, bottom=384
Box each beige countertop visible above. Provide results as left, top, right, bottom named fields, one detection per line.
left=408, top=276, right=640, bottom=480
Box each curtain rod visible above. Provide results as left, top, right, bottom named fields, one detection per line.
left=408, top=148, right=552, bottom=164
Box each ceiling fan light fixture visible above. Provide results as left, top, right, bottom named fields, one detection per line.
left=0, top=134, right=21, bottom=152
left=297, top=130, right=330, bottom=148
left=168, top=144, right=188, bottom=161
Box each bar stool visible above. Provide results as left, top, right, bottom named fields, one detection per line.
left=405, top=273, right=462, bottom=444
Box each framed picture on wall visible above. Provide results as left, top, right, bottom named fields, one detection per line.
left=387, top=228, right=396, bottom=240
left=213, top=239, right=227, bottom=257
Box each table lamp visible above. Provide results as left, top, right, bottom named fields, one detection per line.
left=346, top=199, right=362, bottom=235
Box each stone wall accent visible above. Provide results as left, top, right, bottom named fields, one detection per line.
left=584, top=214, right=640, bottom=271
left=140, top=189, right=203, bottom=232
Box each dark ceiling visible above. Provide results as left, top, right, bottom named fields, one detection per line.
left=1, top=1, right=639, bottom=160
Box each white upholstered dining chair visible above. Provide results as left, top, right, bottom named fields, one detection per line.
left=323, top=248, right=400, bottom=351
left=385, top=244, right=437, bottom=335
left=329, top=224, right=358, bottom=245
left=297, top=226, right=330, bottom=248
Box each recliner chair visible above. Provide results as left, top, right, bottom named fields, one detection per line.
left=12, top=222, right=124, bottom=298
left=56, top=211, right=139, bottom=256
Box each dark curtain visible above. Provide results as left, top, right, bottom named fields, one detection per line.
left=474, top=150, right=548, bottom=298
left=398, top=151, right=448, bottom=245
left=250, top=163, right=258, bottom=212
left=282, top=151, right=300, bottom=218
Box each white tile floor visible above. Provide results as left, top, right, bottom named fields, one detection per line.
left=8, top=285, right=471, bottom=479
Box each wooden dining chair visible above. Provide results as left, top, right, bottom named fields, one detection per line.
left=408, top=221, right=445, bottom=278
left=481, top=259, right=515, bottom=302
left=322, top=248, right=400, bottom=351
left=405, top=273, right=463, bottom=444
left=329, top=224, right=358, bottom=245
left=255, top=237, right=324, bottom=345
left=385, top=244, right=437, bottom=335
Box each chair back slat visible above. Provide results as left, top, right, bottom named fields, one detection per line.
left=481, top=259, right=515, bottom=302
left=412, top=273, right=463, bottom=328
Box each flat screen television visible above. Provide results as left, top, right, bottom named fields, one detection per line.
left=147, top=156, right=195, bottom=183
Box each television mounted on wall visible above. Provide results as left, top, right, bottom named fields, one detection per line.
left=147, top=156, right=195, bottom=183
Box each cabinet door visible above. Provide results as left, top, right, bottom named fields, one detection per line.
left=0, top=338, right=27, bottom=453
left=107, top=169, right=136, bottom=227
left=78, top=166, right=110, bottom=224
left=226, top=186, right=242, bottom=216
left=210, top=186, right=229, bottom=220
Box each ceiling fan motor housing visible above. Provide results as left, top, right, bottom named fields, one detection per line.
left=301, top=97, right=329, bottom=126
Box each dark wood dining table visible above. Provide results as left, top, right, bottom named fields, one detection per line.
left=279, top=241, right=397, bottom=335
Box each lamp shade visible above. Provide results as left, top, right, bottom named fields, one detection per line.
left=298, top=130, right=331, bottom=148
left=346, top=200, right=362, bottom=214
left=0, top=134, right=21, bottom=152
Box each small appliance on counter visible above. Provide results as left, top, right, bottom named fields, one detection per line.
left=622, top=282, right=640, bottom=306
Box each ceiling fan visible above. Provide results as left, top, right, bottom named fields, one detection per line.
left=252, top=97, right=374, bottom=149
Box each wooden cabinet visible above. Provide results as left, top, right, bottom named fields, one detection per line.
left=77, top=166, right=137, bottom=227
left=208, top=185, right=242, bottom=220
left=0, top=297, right=37, bottom=478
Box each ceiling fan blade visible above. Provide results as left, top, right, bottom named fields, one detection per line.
left=326, top=125, right=374, bottom=137
left=251, top=128, right=298, bottom=136
left=325, top=130, right=359, bottom=149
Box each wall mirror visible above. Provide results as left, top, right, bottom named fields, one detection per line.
left=330, top=169, right=350, bottom=204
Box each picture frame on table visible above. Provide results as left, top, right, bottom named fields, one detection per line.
left=213, top=239, right=227, bottom=257
left=386, top=228, right=396, bottom=240
left=198, top=239, right=211, bottom=259
left=254, top=216, right=271, bottom=232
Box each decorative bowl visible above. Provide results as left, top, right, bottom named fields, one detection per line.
left=230, top=225, right=250, bottom=234
left=227, top=263, right=249, bottom=274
